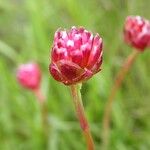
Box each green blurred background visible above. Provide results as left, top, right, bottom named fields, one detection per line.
left=0, top=0, right=150, bottom=149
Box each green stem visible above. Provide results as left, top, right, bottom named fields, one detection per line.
left=102, top=50, right=139, bottom=150
left=70, top=84, right=94, bottom=150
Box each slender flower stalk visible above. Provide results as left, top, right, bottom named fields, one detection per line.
left=33, top=88, right=45, bottom=104
left=33, top=88, right=48, bottom=139
left=32, top=87, right=48, bottom=145
left=70, top=84, right=94, bottom=150
left=102, top=50, right=139, bottom=150
left=102, top=16, right=150, bottom=150
left=49, top=26, right=103, bottom=149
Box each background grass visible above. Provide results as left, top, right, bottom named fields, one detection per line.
left=0, top=0, right=150, bottom=149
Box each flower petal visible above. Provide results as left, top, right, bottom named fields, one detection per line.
left=57, top=60, right=84, bottom=84
left=87, top=34, right=103, bottom=69
left=49, top=63, right=63, bottom=82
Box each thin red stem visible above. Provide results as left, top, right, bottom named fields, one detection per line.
left=102, top=50, right=139, bottom=150
left=33, top=87, right=45, bottom=104
left=70, top=84, right=94, bottom=150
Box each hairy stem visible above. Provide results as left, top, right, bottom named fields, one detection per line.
left=102, top=50, right=139, bottom=150
left=70, top=84, right=94, bottom=150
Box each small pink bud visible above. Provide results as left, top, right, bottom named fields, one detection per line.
left=17, top=63, right=41, bottom=90
left=49, top=26, right=103, bottom=85
left=124, top=16, right=150, bottom=51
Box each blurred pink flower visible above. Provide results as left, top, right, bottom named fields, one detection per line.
left=17, top=63, right=41, bottom=90
left=49, top=26, right=103, bottom=85
left=124, top=16, right=150, bottom=51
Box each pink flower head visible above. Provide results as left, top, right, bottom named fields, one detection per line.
left=49, top=26, right=103, bottom=85
left=124, top=16, right=150, bottom=51
left=17, top=63, right=41, bottom=90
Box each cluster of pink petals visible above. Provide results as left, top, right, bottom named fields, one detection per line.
left=49, top=26, right=103, bottom=85
left=124, top=16, right=150, bottom=51
left=17, top=63, right=41, bottom=90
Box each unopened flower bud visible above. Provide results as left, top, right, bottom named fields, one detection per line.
left=124, top=16, right=150, bottom=51
left=17, top=63, right=41, bottom=90
left=49, top=26, right=103, bottom=85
